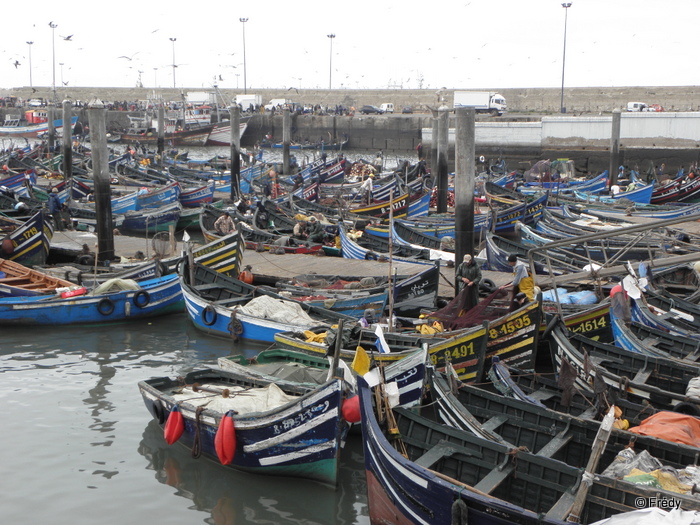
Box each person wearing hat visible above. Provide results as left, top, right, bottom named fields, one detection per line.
left=48, top=187, right=64, bottom=231
left=307, top=215, right=325, bottom=243
left=214, top=209, right=236, bottom=235
left=455, top=253, right=482, bottom=311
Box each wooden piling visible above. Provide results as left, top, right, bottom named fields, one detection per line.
left=47, top=106, right=56, bottom=153
left=88, top=99, right=115, bottom=262
left=436, top=108, right=449, bottom=213
left=157, top=105, right=165, bottom=158
left=609, top=109, right=621, bottom=187
left=61, top=100, right=72, bottom=182
left=455, top=107, right=476, bottom=268
left=282, top=108, right=291, bottom=174
left=229, top=105, right=241, bottom=201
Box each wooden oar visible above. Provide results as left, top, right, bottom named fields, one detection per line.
left=565, top=405, right=616, bottom=523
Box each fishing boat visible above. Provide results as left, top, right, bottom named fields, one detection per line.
left=121, top=202, right=182, bottom=234
left=0, top=273, right=183, bottom=326
left=0, top=258, right=74, bottom=297
left=138, top=366, right=351, bottom=487
left=427, top=365, right=700, bottom=511
left=357, top=374, right=660, bottom=525
left=218, top=345, right=428, bottom=409
left=0, top=210, right=53, bottom=267
left=180, top=261, right=355, bottom=343
left=0, top=116, right=77, bottom=138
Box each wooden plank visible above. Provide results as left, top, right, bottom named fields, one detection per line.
left=415, top=439, right=480, bottom=469
left=481, top=414, right=509, bottom=433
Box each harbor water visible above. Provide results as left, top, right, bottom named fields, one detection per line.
left=1, top=314, right=369, bottom=525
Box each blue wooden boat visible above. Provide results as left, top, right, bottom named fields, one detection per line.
left=0, top=210, right=52, bottom=267
left=178, top=181, right=215, bottom=208
left=357, top=374, right=647, bottom=524
left=180, top=261, right=355, bottom=344
left=121, top=202, right=181, bottom=234
left=338, top=223, right=432, bottom=265
left=138, top=367, right=351, bottom=487
left=0, top=273, right=183, bottom=326
left=574, top=181, right=654, bottom=205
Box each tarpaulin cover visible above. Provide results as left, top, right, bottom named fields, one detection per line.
left=628, top=411, right=700, bottom=447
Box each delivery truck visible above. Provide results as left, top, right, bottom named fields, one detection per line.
left=453, top=91, right=507, bottom=116
left=235, top=94, right=262, bottom=111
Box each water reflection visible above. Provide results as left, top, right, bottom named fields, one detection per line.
left=138, top=420, right=369, bottom=525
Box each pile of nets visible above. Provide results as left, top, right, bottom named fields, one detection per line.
left=427, top=287, right=511, bottom=331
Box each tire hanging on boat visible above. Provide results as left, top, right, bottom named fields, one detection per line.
left=133, top=290, right=150, bottom=308
left=215, top=410, right=237, bottom=465
left=202, top=304, right=218, bottom=326
left=164, top=405, right=185, bottom=445
left=97, top=297, right=115, bottom=316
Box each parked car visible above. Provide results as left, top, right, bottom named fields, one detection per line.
left=360, top=105, right=384, bottom=115
left=401, top=106, right=413, bottom=114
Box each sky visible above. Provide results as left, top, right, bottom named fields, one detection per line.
left=0, top=0, right=696, bottom=93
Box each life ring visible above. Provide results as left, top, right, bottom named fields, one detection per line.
left=133, top=290, right=150, bottom=308
left=202, top=304, right=218, bottom=326
left=97, top=297, right=115, bottom=316
left=365, top=252, right=378, bottom=261
left=479, top=278, right=497, bottom=294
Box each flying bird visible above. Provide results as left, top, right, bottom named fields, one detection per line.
left=61, top=35, right=73, bottom=41
left=218, top=74, right=223, bottom=81
left=13, top=60, right=20, bottom=68
left=62, top=81, right=69, bottom=86
left=118, top=52, right=140, bottom=61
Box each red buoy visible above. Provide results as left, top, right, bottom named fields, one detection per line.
left=342, top=395, right=361, bottom=423
left=164, top=405, right=184, bottom=445
left=215, top=411, right=237, bottom=465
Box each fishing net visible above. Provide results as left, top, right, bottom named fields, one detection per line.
left=426, top=287, right=511, bottom=331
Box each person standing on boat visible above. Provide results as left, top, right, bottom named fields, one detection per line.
left=214, top=210, right=236, bottom=235
left=456, top=254, right=481, bottom=311
left=48, top=187, right=64, bottom=231
left=359, top=173, right=374, bottom=205
left=505, top=254, right=535, bottom=306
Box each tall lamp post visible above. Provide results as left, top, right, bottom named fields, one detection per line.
left=26, top=41, right=33, bottom=91
left=560, top=2, right=572, bottom=114
left=327, top=34, right=335, bottom=90
left=169, top=37, right=177, bottom=88
left=239, top=18, right=248, bottom=94
left=49, top=22, right=58, bottom=104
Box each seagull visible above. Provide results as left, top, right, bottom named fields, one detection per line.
left=218, top=74, right=223, bottom=81
left=13, top=60, right=20, bottom=68
left=61, top=35, right=73, bottom=41
left=62, top=81, right=69, bottom=85
left=118, top=52, right=140, bottom=61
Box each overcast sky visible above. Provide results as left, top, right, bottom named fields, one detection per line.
left=0, top=0, right=695, bottom=93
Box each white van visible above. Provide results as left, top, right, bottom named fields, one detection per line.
left=379, top=103, right=394, bottom=114
left=626, top=102, right=647, bottom=112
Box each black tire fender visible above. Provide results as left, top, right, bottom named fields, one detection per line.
left=479, top=278, right=496, bottom=293
left=673, top=402, right=700, bottom=416
left=202, top=304, right=218, bottom=326
left=97, top=297, right=115, bottom=316
left=133, top=290, right=150, bottom=308
left=150, top=399, right=166, bottom=424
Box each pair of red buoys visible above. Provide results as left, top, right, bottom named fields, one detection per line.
left=164, top=406, right=237, bottom=465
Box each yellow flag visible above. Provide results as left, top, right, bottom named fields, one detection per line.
left=352, top=345, right=371, bottom=376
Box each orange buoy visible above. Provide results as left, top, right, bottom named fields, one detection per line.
left=239, top=266, right=254, bottom=284
left=215, top=411, right=237, bottom=465
left=342, top=395, right=361, bottom=423
left=610, top=284, right=625, bottom=297
left=164, top=405, right=185, bottom=445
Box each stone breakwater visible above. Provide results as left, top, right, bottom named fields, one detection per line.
left=3, top=86, right=700, bottom=114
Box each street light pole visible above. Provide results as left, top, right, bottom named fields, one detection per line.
left=169, top=37, right=177, bottom=89
left=327, top=34, right=335, bottom=90
left=49, top=22, right=57, bottom=104
left=26, top=41, right=33, bottom=90
left=560, top=2, right=572, bottom=114
left=239, top=18, right=248, bottom=94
